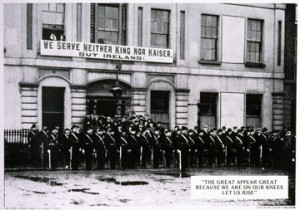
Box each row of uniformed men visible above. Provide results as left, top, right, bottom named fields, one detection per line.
left=28, top=123, right=295, bottom=171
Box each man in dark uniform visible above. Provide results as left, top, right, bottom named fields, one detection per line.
left=253, top=129, right=263, bottom=166
left=136, top=129, right=150, bottom=168
left=94, top=127, right=107, bottom=170
left=195, top=130, right=206, bottom=167
left=207, top=129, right=216, bottom=167
left=234, top=129, right=244, bottom=167
left=187, top=129, right=197, bottom=168
left=223, top=128, right=234, bottom=166
left=82, top=127, right=94, bottom=170
left=119, top=130, right=129, bottom=169
left=127, top=126, right=139, bottom=168
left=105, top=127, right=118, bottom=169
left=261, top=128, right=271, bottom=166
left=151, top=128, right=162, bottom=168
left=70, top=125, right=80, bottom=170
left=39, top=126, right=49, bottom=168
left=215, top=129, right=225, bottom=167
left=28, top=124, right=40, bottom=167
left=283, top=130, right=295, bottom=172
left=61, top=128, right=71, bottom=169
left=176, top=126, right=190, bottom=171
left=48, top=128, right=59, bottom=170
left=248, top=128, right=258, bottom=166
left=161, top=129, right=174, bottom=168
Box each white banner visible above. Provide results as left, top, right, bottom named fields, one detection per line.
left=191, top=176, right=288, bottom=199
left=40, top=40, right=173, bottom=63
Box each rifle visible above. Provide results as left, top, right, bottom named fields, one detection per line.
left=151, top=148, right=154, bottom=168
left=48, top=149, right=51, bottom=169
left=178, top=150, right=182, bottom=171
left=119, top=146, right=122, bottom=168
left=69, top=146, right=73, bottom=170
left=41, top=143, right=44, bottom=168
left=225, top=146, right=227, bottom=165
left=162, top=150, right=166, bottom=168
left=248, top=144, right=251, bottom=166
left=140, top=146, right=143, bottom=167
left=259, top=145, right=263, bottom=165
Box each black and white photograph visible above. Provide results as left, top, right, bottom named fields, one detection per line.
left=1, top=1, right=298, bottom=209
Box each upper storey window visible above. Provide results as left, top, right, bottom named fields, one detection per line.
left=42, top=3, right=65, bottom=41
left=151, top=9, right=170, bottom=49
left=246, top=19, right=263, bottom=64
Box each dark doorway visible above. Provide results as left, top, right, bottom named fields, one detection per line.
left=87, top=97, right=129, bottom=117
left=42, top=87, right=65, bottom=130
left=151, top=91, right=170, bottom=128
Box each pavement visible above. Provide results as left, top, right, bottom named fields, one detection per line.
left=4, top=166, right=295, bottom=209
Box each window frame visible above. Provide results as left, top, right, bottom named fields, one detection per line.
left=199, top=92, right=218, bottom=116
left=246, top=94, right=262, bottom=117
left=246, top=18, right=264, bottom=65
left=200, top=14, right=219, bottom=62
left=42, top=3, right=65, bottom=41
left=150, top=8, right=170, bottom=49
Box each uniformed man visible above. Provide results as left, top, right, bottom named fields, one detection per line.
left=234, top=129, right=244, bottom=167
left=187, top=129, right=197, bottom=168
left=39, top=126, right=49, bottom=168
left=151, top=128, right=162, bottom=168
left=195, top=130, right=206, bottom=167
left=61, top=128, right=71, bottom=169
left=136, top=130, right=150, bottom=168
left=215, top=129, right=225, bottom=167
left=207, top=129, right=216, bottom=167
left=82, top=127, right=94, bottom=170
left=161, top=129, right=174, bottom=168
left=223, top=128, right=234, bottom=166
left=28, top=124, right=40, bottom=167
left=94, top=127, right=107, bottom=170
left=248, top=128, right=258, bottom=166
left=70, top=125, right=80, bottom=170
left=127, top=126, right=139, bottom=168
left=105, top=127, right=118, bottom=169
left=48, top=128, right=59, bottom=170
left=176, top=126, right=190, bottom=171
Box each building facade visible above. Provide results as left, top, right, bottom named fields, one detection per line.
left=4, top=3, right=287, bottom=131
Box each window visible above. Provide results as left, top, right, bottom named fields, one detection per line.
left=138, top=7, right=143, bottom=46
left=201, top=15, right=218, bottom=61
left=198, top=92, right=218, bottom=129
left=151, top=91, right=170, bottom=128
left=246, top=19, right=263, bottom=64
left=42, top=3, right=65, bottom=41
left=91, top=4, right=127, bottom=45
left=27, top=4, right=33, bottom=49
left=151, top=9, right=170, bottom=49
left=246, top=94, right=262, bottom=127
left=180, top=11, right=185, bottom=59
left=199, top=93, right=217, bottom=116
left=277, top=21, right=282, bottom=66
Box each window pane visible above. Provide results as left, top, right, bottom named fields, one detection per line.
left=206, top=15, right=211, bottom=26
left=98, top=19, right=105, bottom=30
left=256, top=32, right=261, bottom=41
left=151, top=34, right=156, bottom=45
left=105, top=7, right=112, bottom=18
left=111, top=7, right=119, bottom=19
left=211, top=16, right=217, bottom=27
left=163, top=22, right=169, bottom=34
left=151, top=10, right=157, bottom=21
left=163, top=11, right=169, bottom=22
left=105, top=19, right=112, bottom=30
left=211, top=27, right=217, bottom=38
left=210, top=39, right=216, bottom=49
left=98, top=6, right=105, bottom=18
left=151, top=22, right=157, bottom=33
left=49, top=3, right=56, bottom=12
left=206, top=27, right=211, bottom=37
left=211, top=50, right=216, bottom=60
left=57, top=4, right=64, bottom=12
left=201, top=15, right=206, bottom=26
left=201, top=26, right=206, bottom=37
left=111, top=32, right=118, bottom=43
left=112, top=19, right=119, bottom=31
